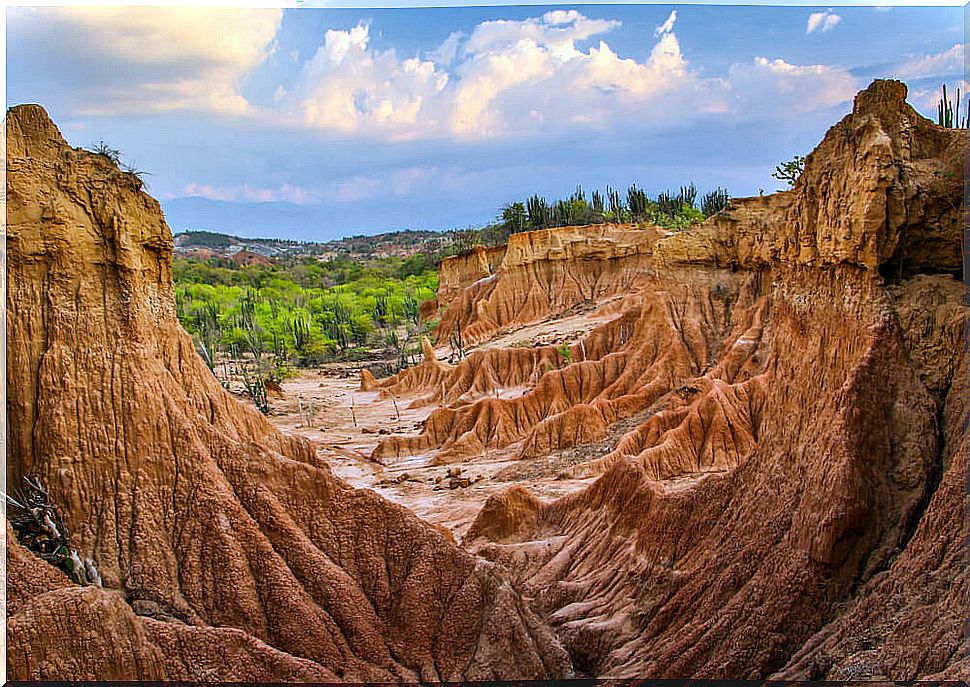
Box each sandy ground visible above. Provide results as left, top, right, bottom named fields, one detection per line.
left=265, top=352, right=597, bottom=542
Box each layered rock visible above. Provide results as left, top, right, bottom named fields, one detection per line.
left=436, top=244, right=507, bottom=307
left=435, top=223, right=659, bottom=345
left=372, top=80, right=969, bottom=678
left=5, top=104, right=571, bottom=681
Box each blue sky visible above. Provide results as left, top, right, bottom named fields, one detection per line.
left=7, top=4, right=964, bottom=240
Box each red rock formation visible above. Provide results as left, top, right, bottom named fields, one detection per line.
left=377, top=80, right=969, bottom=678
left=436, top=224, right=660, bottom=345
left=436, top=244, right=507, bottom=307
left=5, top=104, right=571, bottom=681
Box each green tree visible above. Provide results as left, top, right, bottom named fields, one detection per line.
left=772, top=155, right=805, bottom=189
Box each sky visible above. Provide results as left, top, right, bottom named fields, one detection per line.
left=6, top=3, right=965, bottom=240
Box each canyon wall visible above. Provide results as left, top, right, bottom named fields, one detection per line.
left=434, top=224, right=659, bottom=345
left=371, top=80, right=969, bottom=679
left=4, top=104, right=572, bottom=681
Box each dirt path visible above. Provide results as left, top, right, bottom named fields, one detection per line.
left=266, top=359, right=596, bottom=541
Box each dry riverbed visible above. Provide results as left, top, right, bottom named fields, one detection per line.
left=265, top=359, right=596, bottom=541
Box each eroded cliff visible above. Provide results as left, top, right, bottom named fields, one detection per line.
left=367, top=80, right=968, bottom=679
left=4, top=104, right=572, bottom=681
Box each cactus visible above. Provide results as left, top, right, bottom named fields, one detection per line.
left=627, top=185, right=649, bottom=218
left=656, top=190, right=679, bottom=218
left=403, top=292, right=420, bottom=325
left=557, top=343, right=573, bottom=365
left=701, top=188, right=730, bottom=216
left=449, top=319, right=465, bottom=360
left=289, top=314, right=311, bottom=355
left=607, top=187, right=624, bottom=219
left=937, top=83, right=970, bottom=128
left=242, top=370, right=269, bottom=414
left=527, top=194, right=550, bottom=230
left=678, top=183, right=697, bottom=209
left=374, top=294, right=389, bottom=325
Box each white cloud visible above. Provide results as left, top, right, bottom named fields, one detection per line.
left=9, top=7, right=281, bottom=115
left=292, top=22, right=449, bottom=138
left=911, top=78, right=970, bottom=115
left=12, top=7, right=864, bottom=143
left=287, top=10, right=706, bottom=140
left=807, top=10, right=841, bottom=34
left=332, top=166, right=472, bottom=202
left=329, top=176, right=383, bottom=203
left=895, top=44, right=964, bottom=79
left=284, top=9, right=856, bottom=141
left=430, top=31, right=465, bottom=66
left=182, top=182, right=318, bottom=204
left=655, top=10, right=677, bottom=37
left=729, top=57, right=857, bottom=112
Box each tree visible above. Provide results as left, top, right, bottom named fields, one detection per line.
left=772, top=155, right=805, bottom=189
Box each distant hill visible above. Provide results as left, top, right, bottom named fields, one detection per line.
left=174, top=228, right=450, bottom=261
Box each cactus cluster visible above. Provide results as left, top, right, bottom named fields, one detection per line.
left=494, top=180, right=720, bottom=235
left=937, top=83, right=970, bottom=128
left=701, top=188, right=730, bottom=216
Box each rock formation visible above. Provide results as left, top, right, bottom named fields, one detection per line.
left=5, top=104, right=572, bottom=681
left=435, top=224, right=659, bottom=345
left=370, top=80, right=969, bottom=679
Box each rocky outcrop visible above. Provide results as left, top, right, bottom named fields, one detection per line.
left=436, top=244, right=507, bottom=307
left=656, top=80, right=963, bottom=277
left=373, top=80, right=969, bottom=678
left=5, top=104, right=571, bottom=681
left=435, top=224, right=659, bottom=345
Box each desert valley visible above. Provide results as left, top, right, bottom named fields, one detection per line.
left=5, top=77, right=968, bottom=681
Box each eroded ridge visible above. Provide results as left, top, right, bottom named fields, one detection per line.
left=366, top=80, right=969, bottom=679
left=5, top=104, right=572, bottom=682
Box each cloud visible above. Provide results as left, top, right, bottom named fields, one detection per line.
left=910, top=78, right=970, bottom=114
left=807, top=10, right=841, bottom=34
left=287, top=10, right=706, bottom=140
left=182, top=182, right=318, bottom=204
left=327, top=166, right=474, bottom=202
left=9, top=7, right=281, bottom=115
left=729, top=57, right=857, bottom=113
left=655, top=10, right=677, bottom=37
left=284, top=9, right=858, bottom=141
left=12, top=6, right=864, bottom=145
left=895, top=44, right=964, bottom=79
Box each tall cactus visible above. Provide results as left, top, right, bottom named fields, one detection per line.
left=627, top=185, right=649, bottom=218
left=701, top=188, right=730, bottom=216
left=678, top=183, right=697, bottom=209
left=937, top=83, right=969, bottom=128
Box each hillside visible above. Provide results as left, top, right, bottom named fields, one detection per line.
left=175, top=228, right=452, bottom=262
left=5, top=104, right=570, bottom=681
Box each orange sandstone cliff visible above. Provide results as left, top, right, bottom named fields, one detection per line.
left=4, top=104, right=572, bottom=681
left=368, top=80, right=969, bottom=679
